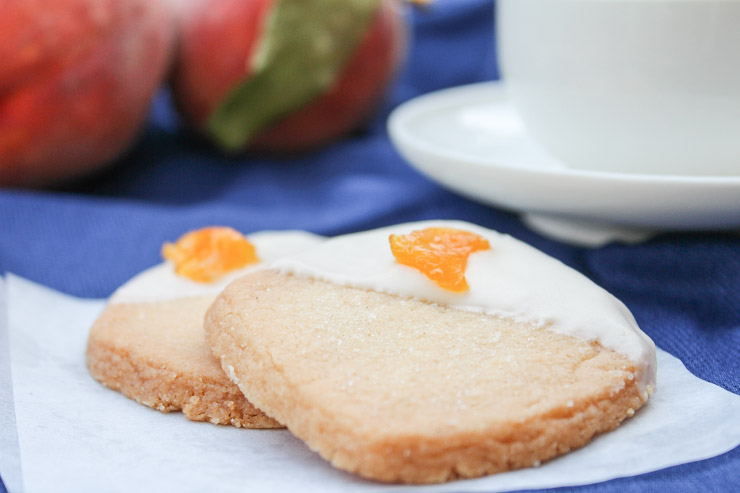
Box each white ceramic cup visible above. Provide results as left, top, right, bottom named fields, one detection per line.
left=497, top=0, right=740, bottom=176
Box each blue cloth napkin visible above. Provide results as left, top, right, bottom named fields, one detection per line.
left=1, top=1, right=738, bottom=491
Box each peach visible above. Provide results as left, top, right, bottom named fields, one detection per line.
left=0, top=0, right=173, bottom=187
left=171, top=0, right=406, bottom=153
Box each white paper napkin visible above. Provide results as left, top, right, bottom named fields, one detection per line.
left=0, top=276, right=22, bottom=493
left=2, top=274, right=740, bottom=493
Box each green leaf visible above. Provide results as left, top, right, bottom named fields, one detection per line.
left=207, top=0, right=383, bottom=152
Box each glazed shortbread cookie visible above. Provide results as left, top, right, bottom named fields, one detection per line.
left=205, top=221, right=656, bottom=483
left=86, top=229, right=322, bottom=427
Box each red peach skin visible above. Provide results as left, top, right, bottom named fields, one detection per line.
left=171, top=0, right=406, bottom=152
left=0, top=0, right=173, bottom=187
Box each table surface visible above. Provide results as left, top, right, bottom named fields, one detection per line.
left=2, top=1, right=739, bottom=491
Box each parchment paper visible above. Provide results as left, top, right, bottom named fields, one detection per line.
left=2, top=274, right=740, bottom=493
left=0, top=277, right=22, bottom=493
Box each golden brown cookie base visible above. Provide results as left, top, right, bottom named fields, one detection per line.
left=205, top=270, right=650, bottom=483
left=86, top=296, right=281, bottom=428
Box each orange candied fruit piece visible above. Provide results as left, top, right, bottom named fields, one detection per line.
left=389, top=227, right=490, bottom=292
left=161, top=226, right=259, bottom=283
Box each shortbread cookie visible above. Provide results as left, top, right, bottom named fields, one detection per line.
left=86, top=228, right=322, bottom=427
left=205, top=221, right=656, bottom=482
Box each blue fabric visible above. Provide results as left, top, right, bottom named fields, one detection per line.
left=1, top=1, right=738, bottom=491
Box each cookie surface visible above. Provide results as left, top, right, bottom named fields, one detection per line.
left=86, top=230, right=322, bottom=427
left=204, top=221, right=656, bottom=482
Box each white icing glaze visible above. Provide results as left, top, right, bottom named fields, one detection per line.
left=272, top=220, right=657, bottom=389
left=110, top=230, right=324, bottom=304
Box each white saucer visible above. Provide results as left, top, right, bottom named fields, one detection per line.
left=388, top=81, right=740, bottom=246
